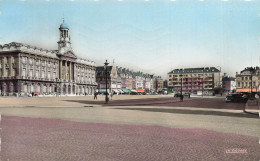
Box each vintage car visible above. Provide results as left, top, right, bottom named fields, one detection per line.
left=225, top=93, right=248, bottom=103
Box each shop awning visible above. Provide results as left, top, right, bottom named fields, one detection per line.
left=131, top=89, right=137, bottom=93
left=118, top=89, right=124, bottom=93
left=112, top=89, right=119, bottom=93
left=99, top=89, right=106, bottom=92
left=99, top=89, right=110, bottom=93
left=136, top=89, right=145, bottom=92
left=236, top=88, right=258, bottom=92
left=122, top=89, right=130, bottom=93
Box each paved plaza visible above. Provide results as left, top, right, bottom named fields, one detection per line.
left=0, top=95, right=259, bottom=160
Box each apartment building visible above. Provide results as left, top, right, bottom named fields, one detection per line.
left=236, top=67, right=260, bottom=93
left=168, top=67, right=220, bottom=95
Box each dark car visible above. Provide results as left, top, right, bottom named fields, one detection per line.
left=174, top=93, right=183, bottom=97
left=225, top=93, right=248, bottom=103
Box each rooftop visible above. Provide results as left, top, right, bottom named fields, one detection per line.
left=168, top=67, right=220, bottom=74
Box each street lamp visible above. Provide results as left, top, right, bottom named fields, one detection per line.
left=180, top=73, right=183, bottom=102
left=249, top=67, right=254, bottom=99
left=104, top=60, right=109, bottom=103
left=56, top=77, right=59, bottom=97
left=201, top=75, right=204, bottom=97
left=217, top=66, right=222, bottom=94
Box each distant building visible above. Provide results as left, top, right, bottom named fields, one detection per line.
left=0, top=20, right=97, bottom=96
left=235, top=67, right=260, bottom=93
left=96, top=65, right=121, bottom=94
left=151, top=75, right=164, bottom=92
left=222, top=73, right=236, bottom=94
left=95, top=65, right=161, bottom=94
left=167, top=67, right=221, bottom=95
left=163, top=80, right=168, bottom=89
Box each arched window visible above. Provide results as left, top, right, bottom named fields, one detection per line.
left=68, top=85, right=71, bottom=95
left=63, top=85, right=66, bottom=95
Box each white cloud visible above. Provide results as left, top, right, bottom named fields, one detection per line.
left=244, top=0, right=254, bottom=1
left=222, top=0, right=229, bottom=1
left=144, top=0, right=150, bottom=2
left=94, top=0, right=99, bottom=1
left=170, top=0, right=176, bottom=1
left=19, top=0, right=26, bottom=1
left=118, top=0, right=123, bottom=1
left=199, top=0, right=204, bottom=2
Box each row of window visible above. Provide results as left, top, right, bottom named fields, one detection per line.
left=237, top=82, right=257, bottom=87
left=0, top=68, right=16, bottom=77
left=169, top=73, right=214, bottom=78
left=22, top=57, right=57, bottom=67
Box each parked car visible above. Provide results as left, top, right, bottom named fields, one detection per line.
left=174, top=93, right=183, bottom=97
left=225, top=93, right=248, bottom=103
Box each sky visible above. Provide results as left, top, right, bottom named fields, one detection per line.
left=0, top=0, right=260, bottom=79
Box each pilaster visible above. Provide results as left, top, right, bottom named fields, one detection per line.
left=59, top=60, right=62, bottom=79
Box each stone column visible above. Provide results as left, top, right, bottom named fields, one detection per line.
left=9, top=56, right=12, bottom=77
left=65, top=61, right=67, bottom=80
left=59, top=60, right=62, bottom=79
left=1, top=57, right=4, bottom=77
left=69, top=62, right=72, bottom=80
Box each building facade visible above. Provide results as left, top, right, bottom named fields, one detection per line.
left=96, top=65, right=161, bottom=94
left=222, top=73, right=236, bottom=94
left=0, top=20, right=97, bottom=96
left=167, top=67, right=220, bottom=95
left=236, top=67, right=260, bottom=93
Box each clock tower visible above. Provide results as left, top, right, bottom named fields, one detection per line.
left=57, top=18, right=72, bottom=50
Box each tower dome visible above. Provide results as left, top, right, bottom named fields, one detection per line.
left=60, top=23, right=69, bottom=30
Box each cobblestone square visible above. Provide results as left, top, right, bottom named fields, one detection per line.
left=0, top=95, right=259, bottom=160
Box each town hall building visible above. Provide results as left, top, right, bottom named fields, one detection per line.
left=0, top=20, right=97, bottom=96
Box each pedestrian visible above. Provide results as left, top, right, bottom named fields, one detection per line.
left=188, top=93, right=190, bottom=99
left=180, top=94, right=184, bottom=102
left=94, top=92, right=97, bottom=100
left=110, top=92, right=113, bottom=100
left=32, top=92, right=34, bottom=97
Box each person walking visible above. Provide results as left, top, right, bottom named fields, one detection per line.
left=94, top=92, right=97, bottom=100
left=110, top=92, right=113, bottom=100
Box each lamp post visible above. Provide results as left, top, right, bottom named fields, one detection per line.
left=249, top=67, right=254, bottom=99
left=217, top=66, right=222, bottom=94
left=104, top=60, right=109, bottom=104
left=202, top=75, right=204, bottom=97
left=55, top=77, right=59, bottom=97
left=180, top=73, right=183, bottom=102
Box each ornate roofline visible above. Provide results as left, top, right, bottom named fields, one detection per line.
left=0, top=42, right=59, bottom=59
left=0, top=42, right=96, bottom=67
